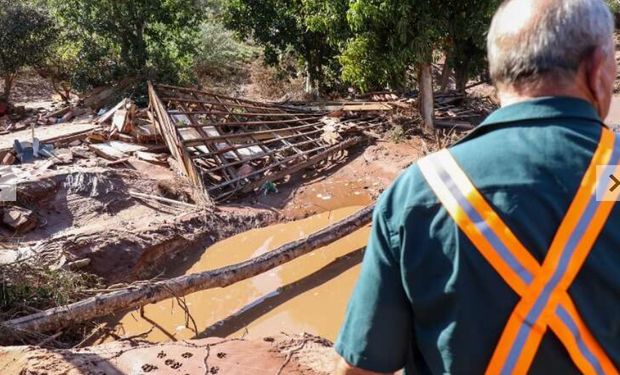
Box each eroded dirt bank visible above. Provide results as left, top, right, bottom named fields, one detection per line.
left=1, top=158, right=274, bottom=284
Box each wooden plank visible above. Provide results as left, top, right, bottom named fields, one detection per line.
left=0, top=122, right=95, bottom=154
left=202, top=138, right=320, bottom=174
left=220, top=137, right=360, bottom=200
left=340, top=103, right=393, bottom=111
left=168, top=110, right=324, bottom=117
left=173, top=117, right=320, bottom=128
left=96, top=99, right=128, bottom=124
left=208, top=137, right=359, bottom=194
left=154, top=83, right=293, bottom=109
left=148, top=82, right=209, bottom=199
left=112, top=109, right=129, bottom=132
left=88, top=143, right=126, bottom=160
left=135, top=151, right=168, bottom=165
left=107, top=140, right=148, bottom=153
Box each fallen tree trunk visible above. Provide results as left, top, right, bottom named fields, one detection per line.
left=1, top=204, right=375, bottom=335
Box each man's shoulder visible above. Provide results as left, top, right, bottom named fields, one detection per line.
left=376, top=155, right=440, bottom=229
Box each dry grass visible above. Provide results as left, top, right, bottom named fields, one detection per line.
left=0, top=259, right=103, bottom=346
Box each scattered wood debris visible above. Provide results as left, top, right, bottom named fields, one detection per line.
left=2, top=205, right=37, bottom=233
left=434, top=91, right=497, bottom=130
left=147, top=82, right=395, bottom=202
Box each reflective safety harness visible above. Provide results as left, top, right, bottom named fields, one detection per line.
left=419, top=128, right=620, bottom=375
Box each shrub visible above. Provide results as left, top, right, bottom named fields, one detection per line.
left=0, top=1, right=56, bottom=102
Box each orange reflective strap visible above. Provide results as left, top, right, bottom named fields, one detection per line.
left=550, top=295, right=619, bottom=375
left=418, top=155, right=531, bottom=293
left=487, top=128, right=618, bottom=375
left=418, top=128, right=619, bottom=375
left=419, top=153, right=611, bottom=374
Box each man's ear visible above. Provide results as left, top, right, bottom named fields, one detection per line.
left=585, top=47, right=613, bottom=117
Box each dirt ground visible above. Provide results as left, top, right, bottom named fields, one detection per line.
left=0, top=334, right=338, bottom=375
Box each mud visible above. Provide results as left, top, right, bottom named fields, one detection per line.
left=1, top=158, right=274, bottom=283
left=101, top=206, right=370, bottom=343
left=0, top=334, right=336, bottom=375
left=246, top=141, right=423, bottom=219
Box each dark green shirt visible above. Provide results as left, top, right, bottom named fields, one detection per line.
left=335, top=97, right=620, bottom=374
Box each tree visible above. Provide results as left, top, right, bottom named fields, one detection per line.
left=44, top=0, right=204, bottom=91
left=438, top=0, right=500, bottom=93
left=225, top=0, right=344, bottom=95
left=340, top=0, right=441, bottom=127
left=0, top=1, right=56, bottom=102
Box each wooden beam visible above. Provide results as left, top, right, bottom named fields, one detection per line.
left=175, top=117, right=321, bottom=128
left=182, top=123, right=322, bottom=147
left=168, top=110, right=325, bottom=118
left=0, top=204, right=374, bottom=335
left=201, top=138, right=322, bottom=174
left=208, top=137, right=360, bottom=195
left=148, top=82, right=210, bottom=200
left=238, top=137, right=361, bottom=196
left=154, top=83, right=302, bottom=110
left=160, top=97, right=287, bottom=113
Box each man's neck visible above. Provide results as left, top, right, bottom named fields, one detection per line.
left=498, top=86, right=594, bottom=108
left=497, top=77, right=601, bottom=115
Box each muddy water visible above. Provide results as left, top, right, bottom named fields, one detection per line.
left=106, top=206, right=370, bottom=343
left=284, top=178, right=376, bottom=217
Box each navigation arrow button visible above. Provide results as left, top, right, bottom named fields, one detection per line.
left=610, top=174, right=620, bottom=192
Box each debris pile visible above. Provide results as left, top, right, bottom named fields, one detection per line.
left=0, top=103, right=93, bottom=136
left=0, top=80, right=492, bottom=214
left=434, top=92, right=498, bottom=129
left=148, top=83, right=396, bottom=202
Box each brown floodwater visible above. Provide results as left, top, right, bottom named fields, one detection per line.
left=104, top=206, right=370, bottom=343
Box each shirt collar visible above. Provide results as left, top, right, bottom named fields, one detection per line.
left=479, top=96, right=603, bottom=129
left=453, top=97, right=605, bottom=146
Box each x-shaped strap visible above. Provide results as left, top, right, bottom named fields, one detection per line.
left=418, top=128, right=619, bottom=375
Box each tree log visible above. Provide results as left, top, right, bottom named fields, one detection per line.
left=0, top=204, right=375, bottom=335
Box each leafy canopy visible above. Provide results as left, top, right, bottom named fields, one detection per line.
left=44, top=0, right=204, bottom=89
left=0, top=1, right=56, bottom=78
left=225, top=0, right=348, bottom=93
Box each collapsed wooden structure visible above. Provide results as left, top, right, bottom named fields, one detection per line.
left=148, top=83, right=388, bottom=202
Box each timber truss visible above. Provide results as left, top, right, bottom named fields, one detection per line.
left=148, top=83, right=381, bottom=202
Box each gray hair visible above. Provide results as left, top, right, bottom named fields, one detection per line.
left=487, top=0, right=615, bottom=87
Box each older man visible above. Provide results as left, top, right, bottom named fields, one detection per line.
left=335, top=0, right=619, bottom=374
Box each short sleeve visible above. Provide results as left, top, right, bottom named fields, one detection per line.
left=335, top=203, right=413, bottom=373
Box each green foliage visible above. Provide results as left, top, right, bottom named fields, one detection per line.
left=0, top=1, right=56, bottom=99
left=194, top=20, right=256, bottom=80
left=225, top=0, right=347, bottom=94
left=439, top=0, right=501, bottom=91
left=44, top=0, right=204, bottom=91
left=607, top=0, right=620, bottom=14
left=340, top=35, right=408, bottom=92
left=339, top=0, right=499, bottom=92
left=340, top=0, right=440, bottom=92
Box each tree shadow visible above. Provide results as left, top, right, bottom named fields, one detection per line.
left=195, top=247, right=365, bottom=339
